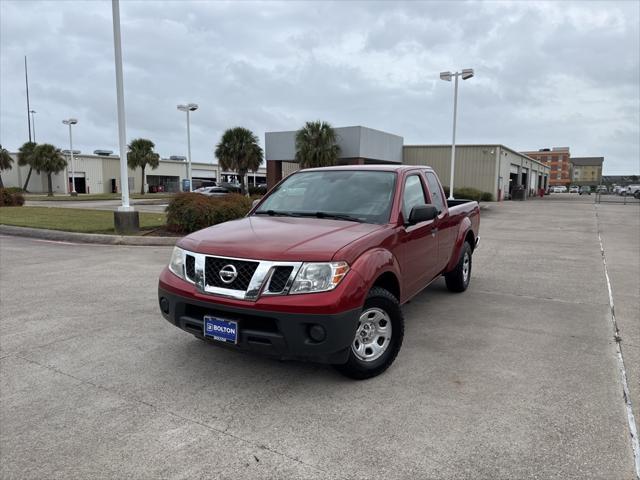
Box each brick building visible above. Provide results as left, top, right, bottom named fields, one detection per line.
left=520, top=147, right=571, bottom=187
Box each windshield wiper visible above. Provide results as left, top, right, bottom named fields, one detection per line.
left=254, top=210, right=296, bottom=217
left=296, top=212, right=365, bottom=223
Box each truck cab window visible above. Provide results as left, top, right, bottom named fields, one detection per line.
left=402, top=175, right=426, bottom=221
left=425, top=172, right=445, bottom=213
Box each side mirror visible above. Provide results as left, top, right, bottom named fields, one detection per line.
left=251, top=199, right=261, bottom=209
left=408, top=204, right=438, bottom=225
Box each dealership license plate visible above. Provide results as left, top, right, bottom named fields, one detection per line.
left=203, top=316, right=238, bottom=344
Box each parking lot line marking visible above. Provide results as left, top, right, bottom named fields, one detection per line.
left=596, top=206, right=640, bottom=479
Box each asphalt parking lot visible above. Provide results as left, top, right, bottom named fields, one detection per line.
left=1, top=196, right=638, bottom=479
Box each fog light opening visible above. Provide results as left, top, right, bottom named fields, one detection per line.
left=159, top=297, right=170, bottom=314
left=309, top=325, right=326, bottom=342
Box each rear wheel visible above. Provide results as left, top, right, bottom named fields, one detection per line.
left=333, top=287, right=404, bottom=380
left=445, top=241, right=472, bottom=293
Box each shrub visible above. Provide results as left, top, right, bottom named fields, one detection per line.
left=442, top=186, right=493, bottom=202
left=4, top=187, right=24, bottom=194
left=166, top=192, right=253, bottom=233
left=480, top=192, right=494, bottom=202
left=0, top=188, right=25, bottom=207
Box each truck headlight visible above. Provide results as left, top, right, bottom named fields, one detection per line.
left=168, top=247, right=186, bottom=280
left=289, top=262, right=349, bottom=294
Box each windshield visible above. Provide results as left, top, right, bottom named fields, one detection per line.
left=255, top=170, right=397, bottom=224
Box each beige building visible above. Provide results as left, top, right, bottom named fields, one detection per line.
left=570, top=157, right=604, bottom=186
left=403, top=144, right=549, bottom=200
left=3, top=152, right=266, bottom=194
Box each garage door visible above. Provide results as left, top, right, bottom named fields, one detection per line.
left=192, top=169, right=216, bottom=178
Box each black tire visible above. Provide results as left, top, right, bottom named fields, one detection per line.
left=444, top=241, right=473, bottom=293
left=333, top=287, right=404, bottom=380
left=635, top=191, right=640, bottom=200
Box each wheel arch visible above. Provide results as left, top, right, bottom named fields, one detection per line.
left=371, top=271, right=401, bottom=302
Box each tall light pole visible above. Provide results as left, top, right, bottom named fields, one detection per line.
left=62, top=118, right=78, bottom=196
left=111, top=0, right=138, bottom=233
left=29, top=110, right=37, bottom=141
left=440, top=68, right=474, bottom=199
left=25, top=56, right=32, bottom=142
left=177, top=103, right=198, bottom=192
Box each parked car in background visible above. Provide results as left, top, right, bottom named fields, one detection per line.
left=613, top=185, right=627, bottom=195
left=569, top=186, right=579, bottom=193
left=158, top=165, right=480, bottom=379
left=198, top=186, right=231, bottom=197
left=552, top=186, right=567, bottom=193
left=217, top=181, right=242, bottom=193
left=579, top=186, right=591, bottom=195
left=596, top=185, right=608, bottom=193
left=626, top=185, right=640, bottom=199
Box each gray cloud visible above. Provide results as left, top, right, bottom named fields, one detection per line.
left=1, top=0, right=638, bottom=174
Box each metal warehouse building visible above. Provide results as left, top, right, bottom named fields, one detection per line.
left=266, top=126, right=549, bottom=201
left=4, top=152, right=266, bottom=194
left=404, top=144, right=550, bottom=200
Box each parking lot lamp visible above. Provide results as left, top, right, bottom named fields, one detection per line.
left=440, top=68, right=474, bottom=199
left=177, top=103, right=198, bottom=192
left=30, top=110, right=37, bottom=141
left=62, top=118, right=78, bottom=196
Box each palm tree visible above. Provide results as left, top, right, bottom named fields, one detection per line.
left=215, top=127, right=263, bottom=195
left=295, top=121, right=341, bottom=169
left=0, top=145, right=14, bottom=188
left=127, top=138, right=160, bottom=195
left=31, top=144, right=67, bottom=196
left=17, top=141, right=37, bottom=191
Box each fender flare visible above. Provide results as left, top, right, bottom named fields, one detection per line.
left=350, top=248, right=402, bottom=302
left=445, top=217, right=474, bottom=273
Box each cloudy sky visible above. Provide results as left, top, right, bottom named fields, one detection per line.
left=1, top=0, right=638, bottom=174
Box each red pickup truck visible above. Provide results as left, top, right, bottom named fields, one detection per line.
left=158, top=165, right=480, bottom=379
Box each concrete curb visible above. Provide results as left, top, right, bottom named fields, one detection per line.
left=0, top=225, right=179, bottom=246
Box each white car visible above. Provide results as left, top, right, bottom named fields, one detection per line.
left=552, top=186, right=567, bottom=193
left=196, top=186, right=230, bottom=197
left=569, top=186, right=579, bottom=193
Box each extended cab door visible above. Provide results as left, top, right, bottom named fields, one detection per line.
left=398, top=173, right=440, bottom=298
left=424, top=171, right=453, bottom=273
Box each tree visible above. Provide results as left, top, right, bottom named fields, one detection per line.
left=31, top=144, right=67, bottom=196
left=17, top=141, right=37, bottom=191
left=0, top=145, right=14, bottom=188
left=295, top=121, right=340, bottom=169
left=215, top=127, right=263, bottom=196
left=127, top=138, right=160, bottom=195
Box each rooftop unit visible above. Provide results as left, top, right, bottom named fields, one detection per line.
left=93, top=149, right=114, bottom=156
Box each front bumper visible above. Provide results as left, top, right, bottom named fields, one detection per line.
left=158, top=287, right=360, bottom=364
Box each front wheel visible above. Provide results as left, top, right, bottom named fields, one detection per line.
left=444, top=241, right=473, bottom=292
left=333, top=287, right=404, bottom=380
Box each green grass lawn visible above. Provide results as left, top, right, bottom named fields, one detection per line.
left=0, top=207, right=167, bottom=234
left=23, top=192, right=175, bottom=202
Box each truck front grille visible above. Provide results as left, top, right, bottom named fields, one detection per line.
left=267, top=266, right=294, bottom=293
left=205, top=257, right=259, bottom=291
left=185, top=254, right=196, bottom=281
left=182, top=251, right=302, bottom=300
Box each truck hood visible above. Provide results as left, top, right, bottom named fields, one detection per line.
left=178, top=216, right=384, bottom=261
